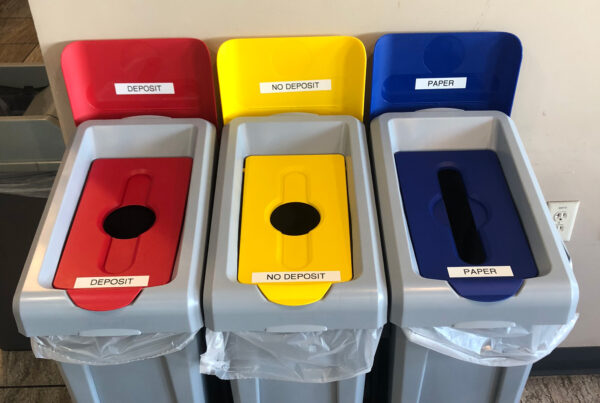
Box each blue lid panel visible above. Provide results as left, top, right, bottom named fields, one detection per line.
left=395, top=149, right=538, bottom=302
left=370, top=32, right=522, bottom=119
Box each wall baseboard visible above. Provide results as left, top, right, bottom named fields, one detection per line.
left=532, top=347, right=600, bottom=376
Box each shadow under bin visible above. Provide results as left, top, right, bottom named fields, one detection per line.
left=13, top=39, right=218, bottom=403
left=369, top=32, right=578, bottom=403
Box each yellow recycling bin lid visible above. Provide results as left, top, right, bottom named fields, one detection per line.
left=217, top=36, right=366, bottom=124
left=238, top=154, right=353, bottom=306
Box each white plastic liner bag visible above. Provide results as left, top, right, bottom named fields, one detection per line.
left=31, top=332, right=196, bottom=365
left=404, top=314, right=578, bottom=367
left=200, top=328, right=383, bottom=383
left=0, top=171, right=56, bottom=198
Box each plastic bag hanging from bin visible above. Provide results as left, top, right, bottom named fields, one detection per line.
left=31, top=332, right=197, bottom=366
left=404, top=314, right=578, bottom=367
left=0, top=171, right=57, bottom=198
left=200, top=328, right=383, bottom=383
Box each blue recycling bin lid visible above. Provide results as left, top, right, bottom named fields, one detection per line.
left=395, top=150, right=538, bottom=302
left=370, top=32, right=522, bottom=119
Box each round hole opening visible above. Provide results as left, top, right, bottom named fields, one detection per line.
left=103, top=205, right=156, bottom=239
left=270, top=202, right=321, bottom=236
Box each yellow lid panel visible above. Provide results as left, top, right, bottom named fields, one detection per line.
left=238, top=154, right=353, bottom=306
left=217, top=36, right=366, bottom=124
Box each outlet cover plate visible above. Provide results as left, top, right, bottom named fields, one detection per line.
left=547, top=201, right=580, bottom=241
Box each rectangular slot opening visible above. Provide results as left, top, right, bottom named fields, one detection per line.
left=438, top=168, right=486, bottom=265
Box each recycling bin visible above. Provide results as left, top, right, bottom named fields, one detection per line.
left=369, top=32, right=579, bottom=403
left=0, top=64, right=64, bottom=351
left=201, top=36, right=387, bottom=403
left=13, top=38, right=218, bottom=403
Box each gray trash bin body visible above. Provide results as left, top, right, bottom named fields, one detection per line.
left=0, top=64, right=64, bottom=351
left=13, top=117, right=216, bottom=403
left=370, top=110, right=579, bottom=403
left=58, top=339, right=205, bottom=403
left=202, top=113, right=387, bottom=403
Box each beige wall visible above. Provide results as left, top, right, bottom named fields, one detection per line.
left=29, top=0, right=599, bottom=347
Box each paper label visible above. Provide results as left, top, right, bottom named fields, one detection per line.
left=74, top=275, right=150, bottom=288
left=415, top=77, right=467, bottom=90
left=447, top=266, right=514, bottom=278
left=114, top=83, right=175, bottom=95
left=251, top=271, right=341, bottom=283
left=259, top=79, right=332, bottom=94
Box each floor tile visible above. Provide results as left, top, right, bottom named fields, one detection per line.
left=521, top=375, right=600, bottom=403
left=0, top=18, right=37, bottom=44
left=0, top=386, right=70, bottom=403
left=0, top=350, right=64, bottom=387
left=0, top=0, right=31, bottom=18
left=23, top=45, right=42, bottom=63
left=0, top=43, right=35, bottom=62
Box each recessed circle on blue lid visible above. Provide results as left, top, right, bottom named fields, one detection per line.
left=431, top=195, right=489, bottom=229
left=424, top=35, right=465, bottom=73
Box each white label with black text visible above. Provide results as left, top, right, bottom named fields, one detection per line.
left=251, top=271, right=341, bottom=283
left=259, top=79, right=332, bottom=94
left=415, top=77, right=467, bottom=90
left=74, top=275, right=150, bottom=288
left=114, top=83, right=175, bottom=95
left=447, top=266, right=514, bottom=278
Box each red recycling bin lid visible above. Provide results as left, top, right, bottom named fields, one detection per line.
left=53, top=157, right=192, bottom=311
left=62, top=38, right=217, bottom=125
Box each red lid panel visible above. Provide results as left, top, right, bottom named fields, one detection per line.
left=54, top=157, right=192, bottom=311
left=62, top=38, right=217, bottom=125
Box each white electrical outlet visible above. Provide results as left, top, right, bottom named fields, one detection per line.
left=547, top=201, right=580, bottom=241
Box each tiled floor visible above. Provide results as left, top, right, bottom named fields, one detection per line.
left=522, top=375, right=600, bottom=403
left=0, top=0, right=42, bottom=63
left=0, top=350, right=69, bottom=403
